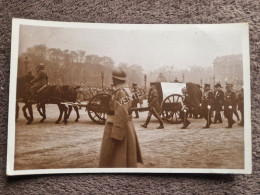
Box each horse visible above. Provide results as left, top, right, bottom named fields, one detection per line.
left=59, top=85, right=80, bottom=123
left=16, top=72, right=35, bottom=124
left=36, top=85, right=80, bottom=124
left=16, top=73, right=80, bottom=124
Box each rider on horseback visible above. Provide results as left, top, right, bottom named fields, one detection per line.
left=30, top=63, right=48, bottom=97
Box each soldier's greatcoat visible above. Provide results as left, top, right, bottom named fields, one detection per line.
left=224, top=91, right=237, bottom=120
left=99, top=83, right=143, bottom=168
left=214, top=89, right=224, bottom=111
left=31, top=69, right=48, bottom=90
left=201, top=90, right=214, bottom=126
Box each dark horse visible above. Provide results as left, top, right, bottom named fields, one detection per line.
left=37, top=85, right=80, bottom=124
left=16, top=72, right=35, bottom=124
left=16, top=73, right=80, bottom=124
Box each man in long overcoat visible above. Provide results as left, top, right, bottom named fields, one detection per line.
left=224, top=84, right=237, bottom=128
left=99, top=67, right=143, bottom=168
left=201, top=84, right=214, bottom=128
left=213, top=83, right=224, bottom=124
left=180, top=87, right=191, bottom=129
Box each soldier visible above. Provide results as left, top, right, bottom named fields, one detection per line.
left=224, top=84, right=237, bottom=128
left=131, top=83, right=143, bottom=118
left=180, top=87, right=191, bottom=129
left=213, top=83, right=224, bottom=124
left=230, top=84, right=240, bottom=121
left=99, top=67, right=143, bottom=168
left=201, top=84, right=214, bottom=128
left=237, top=87, right=244, bottom=126
left=30, top=63, right=48, bottom=97
left=140, top=82, right=164, bottom=129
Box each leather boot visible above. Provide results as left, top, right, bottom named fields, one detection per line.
left=140, top=116, right=151, bottom=128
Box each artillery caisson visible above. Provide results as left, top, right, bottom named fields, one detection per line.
left=154, top=82, right=202, bottom=124
left=64, top=93, right=112, bottom=125
left=131, top=82, right=202, bottom=124
left=65, top=82, right=201, bottom=125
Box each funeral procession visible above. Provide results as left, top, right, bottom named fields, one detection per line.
left=13, top=50, right=245, bottom=170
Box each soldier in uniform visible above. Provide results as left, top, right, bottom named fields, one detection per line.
left=201, top=84, right=214, bottom=128
left=230, top=84, right=240, bottom=122
left=99, top=67, right=143, bottom=168
left=140, top=82, right=164, bottom=129
left=213, top=83, right=224, bottom=124
left=237, top=87, right=244, bottom=127
left=131, top=83, right=143, bottom=118
left=180, top=87, right=191, bottom=129
left=30, top=63, right=48, bottom=97
left=224, top=84, right=237, bottom=128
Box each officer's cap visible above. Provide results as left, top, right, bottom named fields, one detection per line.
left=204, top=83, right=210, bottom=88
left=112, top=67, right=126, bottom=81
left=132, top=83, right=137, bottom=86
left=214, top=83, right=222, bottom=88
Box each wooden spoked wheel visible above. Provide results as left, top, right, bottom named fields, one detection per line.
left=161, top=94, right=183, bottom=124
left=87, top=93, right=111, bottom=124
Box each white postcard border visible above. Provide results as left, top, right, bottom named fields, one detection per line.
left=7, top=18, right=252, bottom=176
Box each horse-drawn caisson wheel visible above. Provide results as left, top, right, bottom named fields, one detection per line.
left=161, top=94, right=183, bottom=124
left=87, top=93, right=112, bottom=125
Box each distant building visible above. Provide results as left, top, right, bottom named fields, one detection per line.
left=213, top=54, right=243, bottom=90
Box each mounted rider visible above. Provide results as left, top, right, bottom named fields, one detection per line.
left=30, top=63, right=48, bottom=97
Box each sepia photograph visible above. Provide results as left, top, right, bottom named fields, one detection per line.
left=7, top=19, right=251, bottom=175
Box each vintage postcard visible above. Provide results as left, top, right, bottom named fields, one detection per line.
left=7, top=19, right=251, bottom=175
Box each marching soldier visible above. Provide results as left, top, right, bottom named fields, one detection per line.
left=131, top=83, right=143, bottom=118
left=140, top=82, right=164, bottom=129
left=180, top=87, right=191, bottom=129
left=99, top=67, right=143, bottom=167
left=213, top=83, right=224, bottom=124
left=224, top=84, right=237, bottom=128
left=201, top=84, right=214, bottom=128
left=30, top=63, right=48, bottom=97
left=230, top=84, right=240, bottom=121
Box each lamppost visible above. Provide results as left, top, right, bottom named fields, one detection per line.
left=101, top=71, right=104, bottom=90
left=144, top=74, right=147, bottom=90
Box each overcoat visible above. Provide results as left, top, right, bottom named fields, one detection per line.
left=214, top=89, right=224, bottom=111
left=201, top=90, right=214, bottom=110
left=31, top=69, right=48, bottom=89
left=99, top=83, right=143, bottom=168
left=224, top=91, right=237, bottom=117
left=237, top=92, right=244, bottom=111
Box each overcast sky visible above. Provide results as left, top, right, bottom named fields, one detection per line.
left=19, top=24, right=243, bottom=73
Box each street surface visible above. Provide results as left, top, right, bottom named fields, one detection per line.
left=14, top=103, right=244, bottom=170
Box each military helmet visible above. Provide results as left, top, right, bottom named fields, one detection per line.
left=214, top=83, right=222, bottom=88
left=112, top=67, right=126, bottom=81
left=38, top=63, right=45, bottom=69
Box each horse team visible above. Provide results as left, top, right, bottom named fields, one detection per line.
left=16, top=73, right=80, bottom=125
